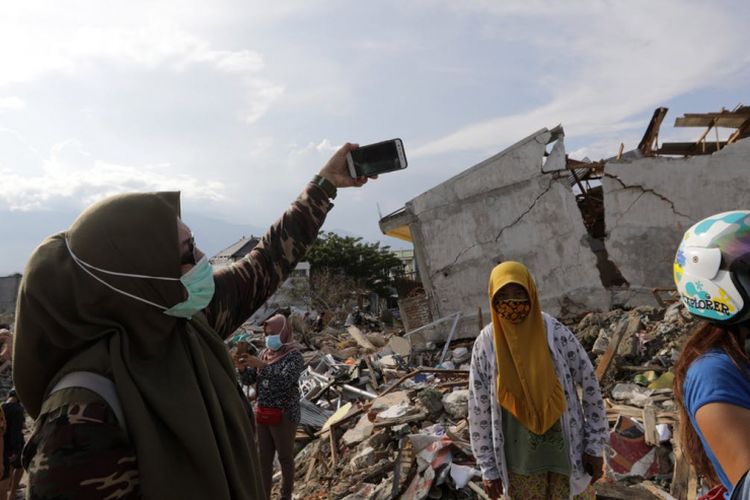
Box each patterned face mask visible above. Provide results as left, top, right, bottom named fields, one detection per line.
left=494, top=299, right=531, bottom=324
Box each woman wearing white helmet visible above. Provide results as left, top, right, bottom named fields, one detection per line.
left=673, top=211, right=750, bottom=499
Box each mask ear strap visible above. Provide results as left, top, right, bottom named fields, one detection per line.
left=65, top=237, right=170, bottom=311
left=65, top=237, right=180, bottom=281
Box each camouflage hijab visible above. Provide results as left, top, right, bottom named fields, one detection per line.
left=14, top=192, right=263, bottom=500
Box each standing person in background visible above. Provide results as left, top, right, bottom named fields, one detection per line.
left=239, top=314, right=304, bottom=500
left=313, top=311, right=326, bottom=333
left=0, top=390, right=24, bottom=500
left=13, top=143, right=371, bottom=500
left=672, top=211, right=750, bottom=499
left=468, top=261, right=607, bottom=500
left=0, top=328, right=11, bottom=364
left=0, top=399, right=5, bottom=493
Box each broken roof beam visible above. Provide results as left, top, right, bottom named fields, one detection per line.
left=674, top=110, right=750, bottom=129
left=655, top=141, right=727, bottom=156
left=566, top=157, right=604, bottom=172
left=638, top=107, right=669, bottom=156
left=727, top=118, right=750, bottom=145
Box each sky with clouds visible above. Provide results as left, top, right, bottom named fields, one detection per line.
left=1, top=0, right=749, bottom=275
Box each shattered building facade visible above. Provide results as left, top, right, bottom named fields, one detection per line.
left=380, top=106, right=750, bottom=333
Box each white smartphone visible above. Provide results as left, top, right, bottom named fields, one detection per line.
left=346, top=138, right=408, bottom=178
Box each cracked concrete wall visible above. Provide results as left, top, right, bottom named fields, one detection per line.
left=603, top=137, right=750, bottom=300
left=406, top=129, right=609, bottom=326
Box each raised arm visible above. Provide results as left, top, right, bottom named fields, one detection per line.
left=205, top=143, right=369, bottom=338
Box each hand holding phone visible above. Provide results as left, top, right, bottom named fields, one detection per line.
left=346, top=138, right=407, bottom=178
left=317, top=142, right=370, bottom=189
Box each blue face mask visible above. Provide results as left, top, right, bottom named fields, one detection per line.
left=265, top=335, right=283, bottom=351
left=66, top=238, right=215, bottom=320
left=163, top=257, right=215, bottom=319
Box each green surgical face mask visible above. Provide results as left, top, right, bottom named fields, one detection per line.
left=66, top=238, right=215, bottom=319
left=163, top=257, right=215, bottom=318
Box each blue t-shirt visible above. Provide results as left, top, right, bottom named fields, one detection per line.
left=684, top=351, right=750, bottom=498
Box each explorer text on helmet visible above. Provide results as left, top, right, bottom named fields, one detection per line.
left=674, top=211, right=750, bottom=324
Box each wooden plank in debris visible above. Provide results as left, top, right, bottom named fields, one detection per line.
left=643, top=405, right=659, bottom=446
left=688, top=469, right=699, bottom=500
left=363, top=355, right=380, bottom=390
left=727, top=118, right=750, bottom=144
left=347, top=325, right=377, bottom=351
left=467, top=481, right=492, bottom=500
left=595, top=315, right=638, bottom=382
left=670, top=422, right=698, bottom=500
left=638, top=107, right=669, bottom=155
left=640, top=481, right=678, bottom=500
left=656, top=141, right=727, bottom=156
left=314, top=406, right=367, bottom=438
left=392, top=438, right=415, bottom=498
left=329, top=429, right=339, bottom=468
left=437, top=380, right=470, bottom=390
left=618, top=364, right=667, bottom=373
left=675, top=112, right=750, bottom=129
left=594, top=482, right=663, bottom=500
left=374, top=411, right=428, bottom=429
left=304, top=440, right=322, bottom=484
left=379, top=368, right=470, bottom=397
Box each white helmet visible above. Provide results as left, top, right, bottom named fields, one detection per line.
left=674, top=211, right=750, bottom=324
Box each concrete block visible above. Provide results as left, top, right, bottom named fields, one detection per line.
left=342, top=414, right=375, bottom=447
left=603, top=138, right=750, bottom=294
left=442, top=389, right=469, bottom=419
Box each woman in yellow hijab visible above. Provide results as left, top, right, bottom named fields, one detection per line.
left=468, top=262, right=607, bottom=500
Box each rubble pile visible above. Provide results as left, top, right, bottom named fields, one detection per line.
left=571, top=301, right=702, bottom=499
left=295, top=326, right=479, bottom=499
left=237, top=300, right=708, bottom=499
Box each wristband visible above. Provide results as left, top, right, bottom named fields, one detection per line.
left=312, top=174, right=337, bottom=200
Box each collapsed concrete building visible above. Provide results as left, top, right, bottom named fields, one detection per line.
left=380, top=106, right=750, bottom=335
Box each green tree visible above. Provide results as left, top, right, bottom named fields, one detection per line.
left=305, top=232, right=404, bottom=296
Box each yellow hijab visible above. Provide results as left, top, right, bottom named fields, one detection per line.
left=488, top=261, right=566, bottom=435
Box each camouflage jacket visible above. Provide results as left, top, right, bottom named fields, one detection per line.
left=206, top=182, right=332, bottom=338
left=22, top=182, right=333, bottom=499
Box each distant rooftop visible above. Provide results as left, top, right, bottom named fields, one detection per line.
left=210, top=235, right=260, bottom=264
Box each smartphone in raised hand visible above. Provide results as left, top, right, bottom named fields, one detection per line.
left=346, top=138, right=407, bottom=178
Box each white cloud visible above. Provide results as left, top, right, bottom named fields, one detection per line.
left=0, top=139, right=224, bottom=212
left=242, top=79, right=286, bottom=124
left=0, top=97, right=25, bottom=110
left=0, top=4, right=284, bottom=124
left=413, top=0, right=750, bottom=158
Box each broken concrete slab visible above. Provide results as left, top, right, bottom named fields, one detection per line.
left=347, top=325, right=378, bottom=351
left=611, top=383, right=654, bottom=407
left=442, top=389, right=469, bottom=420
left=342, top=414, right=375, bottom=447
left=416, top=388, right=444, bottom=419
left=381, top=127, right=610, bottom=331
left=350, top=446, right=379, bottom=469
left=602, top=137, right=750, bottom=299
left=388, top=336, right=411, bottom=357
left=371, top=391, right=411, bottom=413
left=376, top=403, right=414, bottom=420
